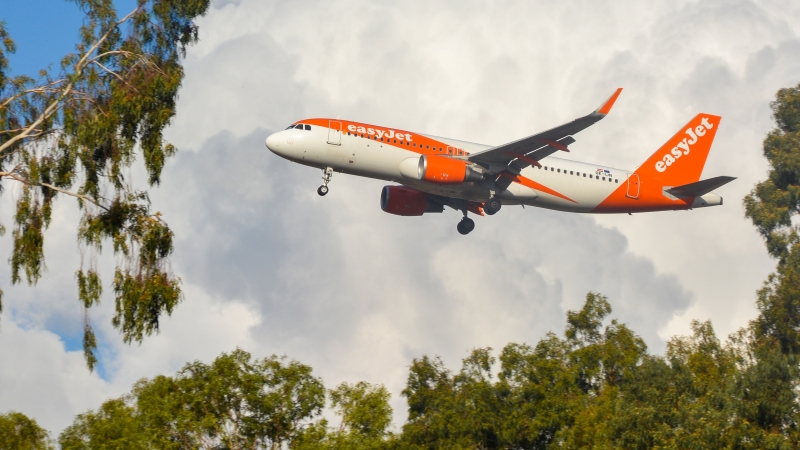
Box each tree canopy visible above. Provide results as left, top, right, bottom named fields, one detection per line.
left=40, top=290, right=800, bottom=449
left=0, top=0, right=210, bottom=370
left=0, top=411, right=54, bottom=450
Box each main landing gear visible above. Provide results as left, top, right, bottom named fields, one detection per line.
left=317, top=167, right=333, bottom=196
left=457, top=217, right=475, bottom=235
left=456, top=203, right=475, bottom=235
left=455, top=197, right=500, bottom=235
left=484, top=196, right=502, bottom=215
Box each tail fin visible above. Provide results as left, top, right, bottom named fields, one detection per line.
left=635, top=114, right=721, bottom=186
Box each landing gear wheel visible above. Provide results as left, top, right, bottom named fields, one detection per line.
left=318, top=167, right=333, bottom=196
left=457, top=217, right=475, bottom=235
left=484, top=197, right=502, bottom=215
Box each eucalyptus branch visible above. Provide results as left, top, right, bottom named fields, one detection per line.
left=89, top=50, right=137, bottom=61
left=0, top=0, right=210, bottom=371
left=0, top=6, right=140, bottom=156
left=0, top=171, right=109, bottom=211
left=40, top=182, right=109, bottom=211
left=0, top=81, right=66, bottom=109
left=92, top=60, right=127, bottom=85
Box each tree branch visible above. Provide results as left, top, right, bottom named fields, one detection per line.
left=0, top=79, right=67, bottom=110
left=0, top=171, right=109, bottom=211
left=0, top=6, right=141, bottom=157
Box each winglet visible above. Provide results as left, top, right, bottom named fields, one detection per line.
left=595, top=88, right=623, bottom=115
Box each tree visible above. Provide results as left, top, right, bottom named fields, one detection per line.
left=59, top=349, right=327, bottom=450
left=744, top=82, right=800, bottom=354
left=742, top=82, right=800, bottom=445
left=0, top=411, right=54, bottom=450
left=295, top=382, right=395, bottom=450
left=0, top=0, right=210, bottom=370
left=399, top=293, right=648, bottom=450
left=330, top=382, right=393, bottom=438
left=59, top=399, right=147, bottom=450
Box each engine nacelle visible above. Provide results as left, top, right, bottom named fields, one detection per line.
left=380, top=185, right=444, bottom=216
left=399, top=155, right=483, bottom=184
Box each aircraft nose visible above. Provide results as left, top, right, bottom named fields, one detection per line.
left=265, top=132, right=282, bottom=154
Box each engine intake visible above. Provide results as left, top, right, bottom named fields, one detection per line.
left=380, top=186, right=444, bottom=216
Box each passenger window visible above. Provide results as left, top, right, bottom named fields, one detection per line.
left=557, top=169, right=561, bottom=173
left=570, top=171, right=574, bottom=175
left=590, top=175, right=593, bottom=178
left=602, top=177, right=606, bottom=181
left=615, top=179, right=618, bottom=183
left=583, top=174, right=586, bottom=177
left=551, top=168, right=554, bottom=171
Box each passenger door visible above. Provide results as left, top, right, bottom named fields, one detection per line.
left=626, top=173, right=640, bottom=199
left=327, top=120, right=342, bottom=145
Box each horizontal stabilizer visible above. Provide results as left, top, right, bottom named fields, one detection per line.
left=665, top=176, right=736, bottom=197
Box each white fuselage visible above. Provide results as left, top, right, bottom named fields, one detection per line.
left=266, top=124, right=631, bottom=213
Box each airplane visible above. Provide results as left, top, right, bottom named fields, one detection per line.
left=265, top=88, right=735, bottom=235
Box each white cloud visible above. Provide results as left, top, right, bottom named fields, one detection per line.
left=2, top=0, right=799, bottom=436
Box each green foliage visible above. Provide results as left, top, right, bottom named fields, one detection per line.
left=744, top=83, right=800, bottom=262
left=330, top=382, right=393, bottom=438
left=295, top=382, right=395, bottom=450
left=59, top=398, right=147, bottom=450
left=0, top=411, right=54, bottom=450
left=58, top=349, right=327, bottom=449
left=399, top=293, right=647, bottom=450
left=0, top=0, right=210, bottom=369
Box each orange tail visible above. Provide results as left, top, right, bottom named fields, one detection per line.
left=635, top=114, right=721, bottom=185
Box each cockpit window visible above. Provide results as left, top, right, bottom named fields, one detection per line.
left=304, top=124, right=311, bottom=130
left=285, top=125, right=296, bottom=130
left=294, top=124, right=304, bottom=129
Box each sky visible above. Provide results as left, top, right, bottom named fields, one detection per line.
left=1, top=0, right=800, bottom=437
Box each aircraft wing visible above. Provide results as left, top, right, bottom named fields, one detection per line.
left=468, top=88, right=623, bottom=171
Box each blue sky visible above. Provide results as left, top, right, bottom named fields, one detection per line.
left=1, top=0, right=137, bottom=77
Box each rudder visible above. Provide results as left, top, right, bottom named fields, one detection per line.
left=635, top=114, right=721, bottom=186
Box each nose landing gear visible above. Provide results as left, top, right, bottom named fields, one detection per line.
left=318, top=167, right=333, bottom=196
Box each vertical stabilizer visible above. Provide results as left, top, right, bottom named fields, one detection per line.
left=635, top=114, right=721, bottom=185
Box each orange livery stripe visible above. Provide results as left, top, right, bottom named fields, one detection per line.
left=501, top=172, right=577, bottom=203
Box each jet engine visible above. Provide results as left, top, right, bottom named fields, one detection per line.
left=399, top=155, right=483, bottom=184
left=380, top=185, right=444, bottom=216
